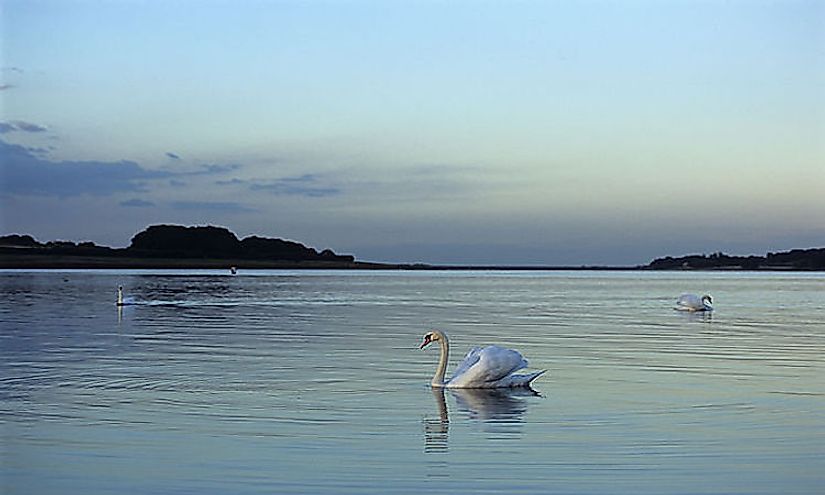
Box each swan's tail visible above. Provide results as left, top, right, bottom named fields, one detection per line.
left=502, top=369, right=546, bottom=388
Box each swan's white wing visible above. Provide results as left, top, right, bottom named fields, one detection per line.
left=490, top=369, right=546, bottom=388
left=450, top=346, right=483, bottom=381
left=447, top=345, right=528, bottom=388
left=676, top=293, right=702, bottom=310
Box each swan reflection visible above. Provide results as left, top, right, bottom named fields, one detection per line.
left=450, top=387, right=538, bottom=421
left=423, top=387, right=539, bottom=453
left=680, top=310, right=714, bottom=323
left=423, top=389, right=450, bottom=454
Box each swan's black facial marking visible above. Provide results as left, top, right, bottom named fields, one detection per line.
left=420, top=332, right=435, bottom=349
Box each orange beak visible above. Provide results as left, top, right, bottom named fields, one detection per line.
left=419, top=335, right=432, bottom=349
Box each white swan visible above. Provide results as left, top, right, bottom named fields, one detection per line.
left=675, top=293, right=713, bottom=312
left=116, top=286, right=136, bottom=306
left=419, top=330, right=545, bottom=389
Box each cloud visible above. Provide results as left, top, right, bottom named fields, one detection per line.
left=120, top=198, right=156, bottom=207
left=170, top=201, right=256, bottom=213
left=215, top=178, right=247, bottom=186
left=250, top=174, right=340, bottom=197
left=4, top=121, right=47, bottom=133
left=0, top=68, right=22, bottom=91
left=191, top=163, right=241, bottom=175
left=166, top=152, right=181, bottom=160
left=0, top=138, right=172, bottom=198
left=0, top=120, right=48, bottom=133
left=0, top=138, right=243, bottom=201
left=25, top=146, right=53, bottom=155
left=13, top=121, right=48, bottom=133
left=167, top=162, right=241, bottom=176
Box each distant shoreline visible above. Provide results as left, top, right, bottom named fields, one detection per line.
left=2, top=253, right=823, bottom=271
left=0, top=251, right=629, bottom=270
left=2, top=225, right=823, bottom=271
left=0, top=252, right=392, bottom=270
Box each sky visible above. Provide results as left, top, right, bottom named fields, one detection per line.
left=1, top=0, right=823, bottom=266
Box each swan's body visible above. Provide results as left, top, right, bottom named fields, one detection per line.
left=675, top=293, right=713, bottom=312
left=420, top=330, right=545, bottom=389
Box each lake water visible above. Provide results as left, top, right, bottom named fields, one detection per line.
left=1, top=269, right=823, bottom=494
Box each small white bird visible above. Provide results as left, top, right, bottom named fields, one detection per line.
left=116, top=286, right=136, bottom=306
left=419, top=330, right=545, bottom=389
left=675, top=293, right=713, bottom=312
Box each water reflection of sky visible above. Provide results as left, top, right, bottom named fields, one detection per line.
left=3, top=270, right=825, bottom=494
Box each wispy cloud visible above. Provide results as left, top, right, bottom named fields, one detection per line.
left=191, top=163, right=242, bottom=175
left=13, top=121, right=47, bottom=133
left=169, top=162, right=242, bottom=176
left=170, top=200, right=256, bottom=213
left=120, top=198, right=156, bottom=207
left=25, top=145, right=53, bottom=155
left=0, top=137, right=253, bottom=202
left=0, top=120, right=48, bottom=133
left=0, top=67, right=22, bottom=91
left=215, top=178, right=246, bottom=186
left=250, top=174, right=340, bottom=197
left=0, top=138, right=172, bottom=198
left=166, top=152, right=181, bottom=160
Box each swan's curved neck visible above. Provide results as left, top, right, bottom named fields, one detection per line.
left=432, top=334, right=450, bottom=387
left=117, top=287, right=123, bottom=305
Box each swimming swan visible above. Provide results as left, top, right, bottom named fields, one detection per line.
left=419, top=330, right=545, bottom=389
left=675, top=293, right=713, bottom=312
left=116, top=286, right=136, bottom=306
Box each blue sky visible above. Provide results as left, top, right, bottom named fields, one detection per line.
left=1, top=0, right=823, bottom=265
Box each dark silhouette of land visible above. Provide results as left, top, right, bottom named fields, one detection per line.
left=1, top=225, right=823, bottom=270
left=644, top=249, right=825, bottom=271
left=0, top=225, right=390, bottom=269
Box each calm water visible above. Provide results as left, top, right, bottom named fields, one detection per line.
left=1, top=270, right=823, bottom=494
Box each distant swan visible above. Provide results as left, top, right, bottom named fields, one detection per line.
left=675, top=293, right=713, bottom=312
left=419, top=330, right=545, bottom=388
left=116, top=286, right=136, bottom=306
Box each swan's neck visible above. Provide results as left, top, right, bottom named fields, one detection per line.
left=117, top=288, right=123, bottom=305
left=432, top=335, right=450, bottom=387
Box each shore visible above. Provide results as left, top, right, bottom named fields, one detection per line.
left=4, top=253, right=823, bottom=271
left=0, top=253, right=397, bottom=270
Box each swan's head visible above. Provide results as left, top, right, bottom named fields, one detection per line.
left=420, top=330, right=446, bottom=349
left=702, top=294, right=713, bottom=305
